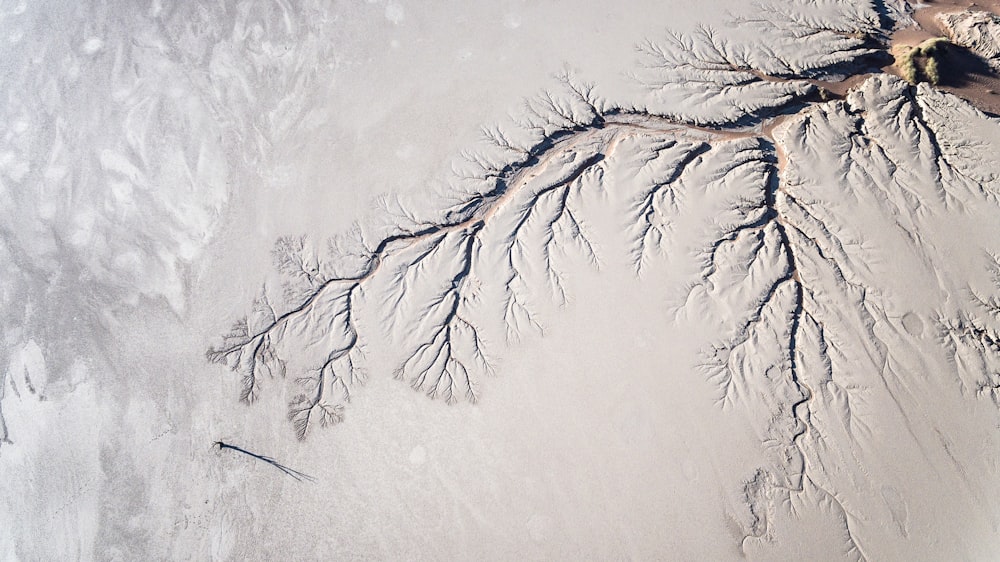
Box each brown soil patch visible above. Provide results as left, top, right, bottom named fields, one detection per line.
left=887, top=0, right=1000, bottom=115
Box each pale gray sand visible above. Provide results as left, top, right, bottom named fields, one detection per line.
left=3, top=1, right=1000, bottom=560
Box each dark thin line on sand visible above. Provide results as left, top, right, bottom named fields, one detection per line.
left=215, top=441, right=316, bottom=482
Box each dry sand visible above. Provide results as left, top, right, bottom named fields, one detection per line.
left=3, top=1, right=1000, bottom=560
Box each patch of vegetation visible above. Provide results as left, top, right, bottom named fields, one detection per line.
left=896, top=46, right=921, bottom=84
left=919, top=37, right=949, bottom=57
left=895, top=37, right=952, bottom=85
left=924, top=56, right=940, bottom=85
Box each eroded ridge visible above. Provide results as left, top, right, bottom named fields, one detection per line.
left=209, top=5, right=897, bottom=440
left=209, top=6, right=1000, bottom=556
left=208, top=117, right=792, bottom=440
left=206, top=85, right=711, bottom=439
left=736, top=74, right=1000, bottom=558
left=942, top=251, right=1000, bottom=403
left=208, top=80, right=607, bottom=440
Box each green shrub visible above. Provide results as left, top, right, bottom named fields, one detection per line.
left=918, top=37, right=949, bottom=57
left=924, top=56, right=940, bottom=85
left=895, top=38, right=950, bottom=85
left=897, top=47, right=921, bottom=84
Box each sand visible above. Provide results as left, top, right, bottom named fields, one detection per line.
left=3, top=0, right=1000, bottom=560
left=887, top=0, right=1000, bottom=114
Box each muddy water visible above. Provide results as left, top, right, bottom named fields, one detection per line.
left=887, top=0, right=1000, bottom=115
